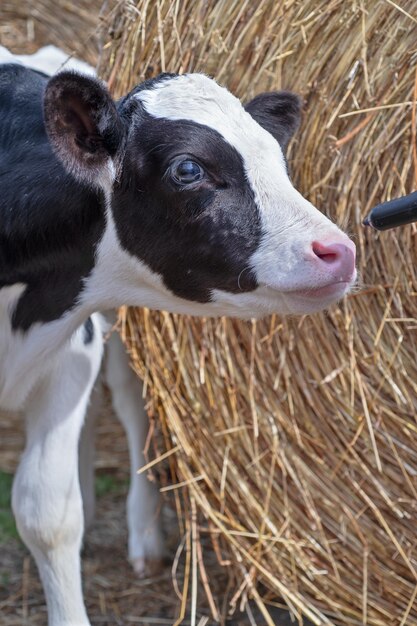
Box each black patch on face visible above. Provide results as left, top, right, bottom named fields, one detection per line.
left=82, top=317, right=94, bottom=345
left=112, top=107, right=262, bottom=303
left=0, top=64, right=105, bottom=331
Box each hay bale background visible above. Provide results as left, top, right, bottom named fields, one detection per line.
left=100, top=2, right=417, bottom=625
left=0, top=0, right=106, bottom=63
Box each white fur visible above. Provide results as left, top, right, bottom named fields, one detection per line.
left=104, top=328, right=163, bottom=569
left=12, top=314, right=103, bottom=626
left=0, top=303, right=88, bottom=411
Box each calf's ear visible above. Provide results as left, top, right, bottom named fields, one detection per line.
left=44, top=71, right=124, bottom=188
left=245, top=91, right=301, bottom=153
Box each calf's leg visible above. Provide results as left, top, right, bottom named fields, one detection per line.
left=12, top=315, right=103, bottom=626
left=104, top=329, right=164, bottom=576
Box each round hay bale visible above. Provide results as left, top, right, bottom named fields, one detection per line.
left=101, top=1, right=417, bottom=623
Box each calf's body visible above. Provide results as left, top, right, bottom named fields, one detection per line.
left=0, top=46, right=356, bottom=625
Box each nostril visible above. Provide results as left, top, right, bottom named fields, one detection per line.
left=312, top=241, right=340, bottom=264
left=311, top=240, right=356, bottom=280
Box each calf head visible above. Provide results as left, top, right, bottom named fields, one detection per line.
left=44, top=71, right=356, bottom=318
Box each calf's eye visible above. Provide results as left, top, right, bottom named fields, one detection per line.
left=171, top=159, right=204, bottom=185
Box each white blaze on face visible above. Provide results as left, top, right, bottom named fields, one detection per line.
left=136, top=74, right=353, bottom=315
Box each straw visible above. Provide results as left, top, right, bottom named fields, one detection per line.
left=102, top=1, right=417, bottom=623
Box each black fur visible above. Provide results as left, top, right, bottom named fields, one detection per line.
left=43, top=70, right=125, bottom=182
left=112, top=108, right=261, bottom=301
left=245, top=91, right=301, bottom=152
left=0, top=64, right=105, bottom=330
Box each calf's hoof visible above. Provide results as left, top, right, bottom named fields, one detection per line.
left=131, top=556, right=166, bottom=578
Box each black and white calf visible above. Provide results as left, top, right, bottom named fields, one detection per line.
left=0, top=45, right=356, bottom=626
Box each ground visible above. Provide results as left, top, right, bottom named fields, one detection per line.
left=0, top=401, right=309, bottom=626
